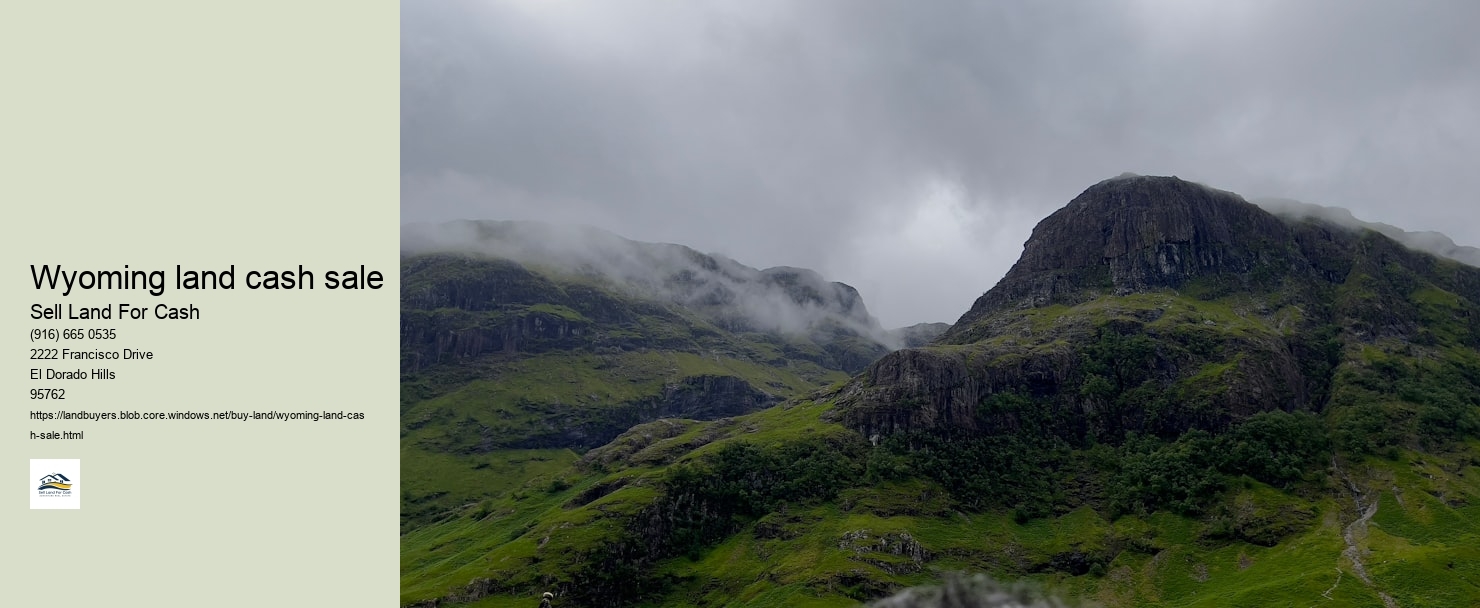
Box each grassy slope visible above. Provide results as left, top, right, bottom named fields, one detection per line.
left=402, top=399, right=1480, bottom=608
left=400, top=255, right=871, bottom=602
left=404, top=279, right=1480, bottom=607
left=404, top=397, right=1480, bottom=607
left=400, top=256, right=854, bottom=530
left=401, top=349, right=842, bottom=525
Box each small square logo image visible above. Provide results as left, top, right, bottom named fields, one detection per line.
left=30, top=458, right=80, bottom=510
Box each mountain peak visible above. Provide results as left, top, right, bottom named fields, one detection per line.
left=942, top=175, right=1294, bottom=341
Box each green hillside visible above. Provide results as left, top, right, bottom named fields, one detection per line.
left=399, top=245, right=882, bottom=532
left=401, top=178, right=1480, bottom=607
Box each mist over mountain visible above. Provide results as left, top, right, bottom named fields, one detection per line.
left=403, top=219, right=907, bottom=350
left=888, top=322, right=952, bottom=348
left=396, top=220, right=948, bottom=490
left=399, top=1, right=1480, bottom=603
left=401, top=175, right=1480, bottom=608
left=1254, top=196, right=1480, bottom=268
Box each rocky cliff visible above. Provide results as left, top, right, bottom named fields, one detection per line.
left=844, top=174, right=1480, bottom=445
left=401, top=175, right=1480, bottom=608
left=943, top=175, right=1300, bottom=341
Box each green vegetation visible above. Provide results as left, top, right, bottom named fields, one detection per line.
left=1330, top=342, right=1480, bottom=455
left=402, top=414, right=1480, bottom=607
left=401, top=207, right=1480, bottom=607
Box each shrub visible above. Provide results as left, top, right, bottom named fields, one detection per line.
left=1216, top=411, right=1330, bottom=487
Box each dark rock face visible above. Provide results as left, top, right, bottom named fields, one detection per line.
left=647, top=375, right=780, bottom=421
left=399, top=254, right=641, bottom=372
left=838, top=348, right=990, bottom=438
left=400, top=310, right=588, bottom=372
left=842, top=174, right=1480, bottom=445
left=944, top=176, right=1298, bottom=341
left=506, top=374, right=779, bottom=451
left=837, top=329, right=1312, bottom=442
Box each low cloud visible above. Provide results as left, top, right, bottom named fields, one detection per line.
left=1255, top=198, right=1480, bottom=268
left=402, top=220, right=906, bottom=349
left=402, top=0, right=1480, bottom=326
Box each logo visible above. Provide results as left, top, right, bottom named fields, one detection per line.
left=30, top=459, right=80, bottom=509
left=38, top=473, right=73, bottom=492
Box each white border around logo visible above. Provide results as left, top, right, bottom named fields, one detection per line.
left=30, top=458, right=81, bottom=510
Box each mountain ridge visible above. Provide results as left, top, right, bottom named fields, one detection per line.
left=399, top=175, right=1480, bottom=608
left=1254, top=196, right=1480, bottom=268
left=397, top=227, right=948, bottom=532
left=402, top=219, right=924, bottom=350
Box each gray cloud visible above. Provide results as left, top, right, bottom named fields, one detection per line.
left=1255, top=197, right=1480, bottom=267
left=401, top=219, right=901, bottom=349
left=402, top=0, right=1480, bottom=327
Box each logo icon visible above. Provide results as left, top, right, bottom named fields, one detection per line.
left=30, top=459, right=81, bottom=509
left=38, top=473, right=73, bottom=492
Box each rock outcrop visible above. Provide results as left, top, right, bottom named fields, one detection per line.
left=400, top=308, right=590, bottom=372
left=840, top=174, right=1480, bottom=444
left=944, top=175, right=1299, bottom=341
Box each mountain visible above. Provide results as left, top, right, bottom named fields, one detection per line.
left=398, top=222, right=928, bottom=528
left=400, top=177, right=1480, bottom=608
left=1255, top=197, right=1480, bottom=268
left=858, top=174, right=1479, bottom=442
left=402, top=220, right=899, bottom=356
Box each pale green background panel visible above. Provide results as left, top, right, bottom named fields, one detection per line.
left=0, top=2, right=399, bottom=606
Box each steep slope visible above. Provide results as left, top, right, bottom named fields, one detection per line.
left=854, top=175, right=1480, bottom=448
left=940, top=175, right=1301, bottom=342
left=1256, top=197, right=1480, bottom=268
left=400, top=176, right=1480, bottom=608
left=403, top=220, right=899, bottom=357
left=399, top=229, right=909, bottom=529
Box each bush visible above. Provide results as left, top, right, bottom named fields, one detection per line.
left=659, top=433, right=868, bottom=555
left=873, top=430, right=1064, bottom=514
left=545, top=477, right=572, bottom=493
left=1216, top=411, right=1330, bottom=487
left=1109, top=431, right=1224, bottom=517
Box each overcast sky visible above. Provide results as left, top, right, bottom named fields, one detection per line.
left=401, top=0, right=1480, bottom=328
